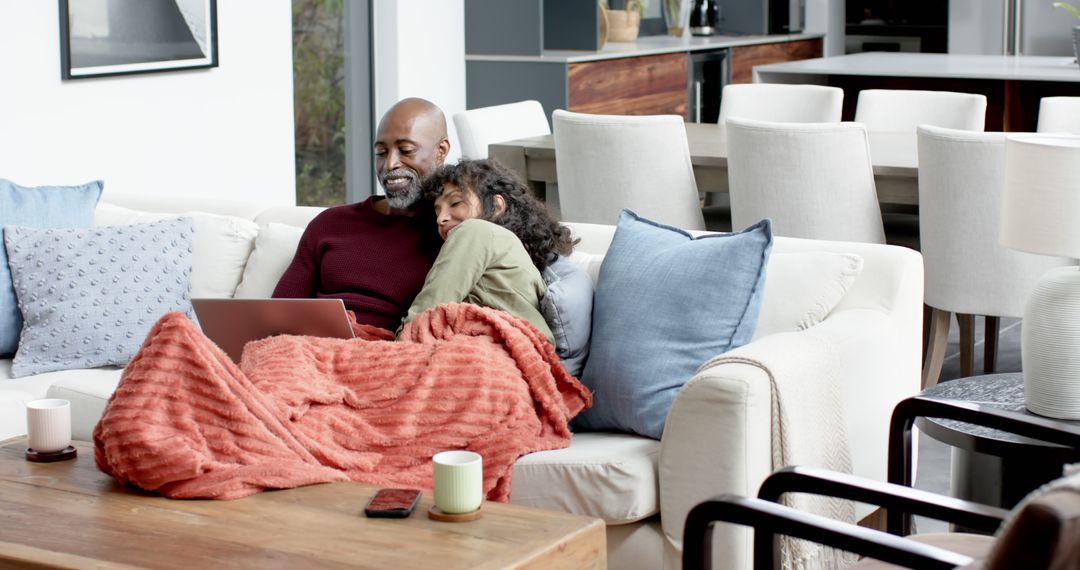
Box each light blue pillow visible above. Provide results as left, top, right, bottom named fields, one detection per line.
left=4, top=217, right=194, bottom=377
left=0, top=179, right=103, bottom=356
left=574, top=211, right=773, bottom=439
left=541, top=255, right=594, bottom=377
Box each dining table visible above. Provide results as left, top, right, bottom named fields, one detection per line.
left=488, top=122, right=920, bottom=206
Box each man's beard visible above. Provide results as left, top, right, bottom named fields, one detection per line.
left=381, top=170, right=422, bottom=209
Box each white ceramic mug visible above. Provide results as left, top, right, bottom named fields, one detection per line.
left=432, top=450, right=483, bottom=514
left=26, top=399, right=71, bottom=453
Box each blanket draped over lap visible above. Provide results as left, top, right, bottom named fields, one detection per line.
left=93, top=304, right=591, bottom=501
left=699, top=337, right=858, bottom=570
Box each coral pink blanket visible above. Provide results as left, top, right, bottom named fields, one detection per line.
left=93, top=304, right=591, bottom=500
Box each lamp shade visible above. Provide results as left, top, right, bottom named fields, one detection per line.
left=1001, top=134, right=1080, bottom=259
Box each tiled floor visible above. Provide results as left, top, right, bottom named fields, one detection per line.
left=912, top=315, right=1022, bottom=533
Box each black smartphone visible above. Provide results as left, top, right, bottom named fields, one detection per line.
left=363, top=488, right=422, bottom=518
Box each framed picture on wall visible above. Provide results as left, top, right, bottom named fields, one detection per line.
left=59, top=0, right=218, bottom=79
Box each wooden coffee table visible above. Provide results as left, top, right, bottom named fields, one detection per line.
left=0, top=439, right=606, bottom=569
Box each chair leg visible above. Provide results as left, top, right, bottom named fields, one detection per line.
left=921, top=304, right=932, bottom=366
left=957, top=314, right=975, bottom=379
left=984, top=316, right=1000, bottom=374
left=922, top=308, right=950, bottom=390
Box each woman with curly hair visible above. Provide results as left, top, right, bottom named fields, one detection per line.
left=401, top=159, right=577, bottom=346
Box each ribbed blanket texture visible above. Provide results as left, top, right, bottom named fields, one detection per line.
left=93, top=304, right=591, bottom=500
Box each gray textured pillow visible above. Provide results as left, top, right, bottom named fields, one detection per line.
left=4, top=217, right=194, bottom=377
left=540, top=255, right=594, bottom=377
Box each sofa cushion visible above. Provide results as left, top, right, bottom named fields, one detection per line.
left=753, top=252, right=864, bottom=340
left=95, top=203, right=259, bottom=299
left=234, top=222, right=304, bottom=298
left=0, top=358, right=122, bottom=441
left=511, top=432, right=659, bottom=523
left=575, top=211, right=773, bottom=439
left=4, top=218, right=194, bottom=377
left=45, top=370, right=123, bottom=441
left=0, top=179, right=103, bottom=356
left=540, top=256, right=594, bottom=377
left=0, top=389, right=34, bottom=440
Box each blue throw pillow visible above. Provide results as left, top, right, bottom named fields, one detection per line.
left=0, top=179, right=104, bottom=356
left=540, top=255, right=594, bottom=377
left=575, top=211, right=773, bottom=439
left=4, top=217, right=194, bottom=377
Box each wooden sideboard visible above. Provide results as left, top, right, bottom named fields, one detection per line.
left=466, top=34, right=824, bottom=121
left=729, top=38, right=823, bottom=84
left=568, top=52, right=689, bottom=118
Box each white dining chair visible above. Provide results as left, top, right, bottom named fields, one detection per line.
left=854, top=89, right=987, bottom=133
left=917, top=125, right=1070, bottom=388
left=726, top=117, right=885, bottom=243
left=452, top=100, right=551, bottom=159
left=552, top=109, right=705, bottom=230
left=855, top=89, right=988, bottom=250
left=1037, top=97, right=1080, bottom=134
left=717, top=84, right=844, bottom=124
left=704, top=84, right=844, bottom=232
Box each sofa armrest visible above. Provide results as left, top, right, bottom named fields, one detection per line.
left=657, top=307, right=916, bottom=567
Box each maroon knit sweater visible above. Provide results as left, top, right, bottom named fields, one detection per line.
left=272, top=197, right=442, bottom=331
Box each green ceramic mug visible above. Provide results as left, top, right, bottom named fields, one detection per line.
left=432, top=450, right=483, bottom=514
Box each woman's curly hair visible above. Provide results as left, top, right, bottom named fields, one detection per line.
left=422, top=159, right=577, bottom=270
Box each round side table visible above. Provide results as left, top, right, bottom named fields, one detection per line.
left=918, top=373, right=1080, bottom=509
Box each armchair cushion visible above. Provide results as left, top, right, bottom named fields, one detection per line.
left=845, top=533, right=994, bottom=569
left=511, top=432, right=659, bottom=523
left=575, top=211, right=772, bottom=439
left=0, top=179, right=103, bottom=356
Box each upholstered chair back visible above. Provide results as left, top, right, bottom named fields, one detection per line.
left=552, top=109, right=705, bottom=230
left=854, top=89, right=987, bottom=133
left=1037, top=96, right=1080, bottom=134
left=726, top=117, right=884, bottom=243
left=917, top=125, right=1069, bottom=318
left=453, top=100, right=551, bottom=160
left=718, top=83, right=843, bottom=124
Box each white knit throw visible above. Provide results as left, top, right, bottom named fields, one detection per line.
left=699, top=336, right=858, bottom=570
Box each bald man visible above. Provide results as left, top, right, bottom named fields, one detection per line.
left=272, top=98, right=450, bottom=330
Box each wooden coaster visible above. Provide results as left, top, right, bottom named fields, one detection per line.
left=427, top=505, right=483, bottom=522
left=26, top=446, right=77, bottom=463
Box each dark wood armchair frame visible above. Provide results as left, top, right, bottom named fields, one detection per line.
left=683, top=395, right=1080, bottom=570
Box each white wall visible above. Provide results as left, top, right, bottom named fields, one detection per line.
left=373, top=0, right=466, bottom=165
left=951, top=0, right=1076, bottom=55
left=0, top=0, right=296, bottom=206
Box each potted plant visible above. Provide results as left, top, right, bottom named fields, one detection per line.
left=601, top=0, right=644, bottom=43
left=1054, top=1, right=1080, bottom=66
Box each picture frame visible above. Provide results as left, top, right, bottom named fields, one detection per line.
left=59, top=0, right=218, bottom=80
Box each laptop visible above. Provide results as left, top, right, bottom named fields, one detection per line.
left=191, top=298, right=355, bottom=363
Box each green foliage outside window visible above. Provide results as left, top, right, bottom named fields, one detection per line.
left=293, top=0, right=346, bottom=207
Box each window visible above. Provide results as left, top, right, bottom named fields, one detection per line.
left=293, top=0, right=345, bottom=206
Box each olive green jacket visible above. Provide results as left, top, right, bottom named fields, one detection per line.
left=403, top=219, right=553, bottom=345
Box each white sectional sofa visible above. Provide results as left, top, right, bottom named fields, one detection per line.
left=0, top=194, right=924, bottom=570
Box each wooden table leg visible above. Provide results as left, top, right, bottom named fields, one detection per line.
left=922, top=307, right=951, bottom=389
left=984, top=316, right=1000, bottom=374
left=958, top=314, right=975, bottom=378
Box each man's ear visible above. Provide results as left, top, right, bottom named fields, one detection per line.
left=493, top=195, right=507, bottom=217
left=436, top=138, right=450, bottom=166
